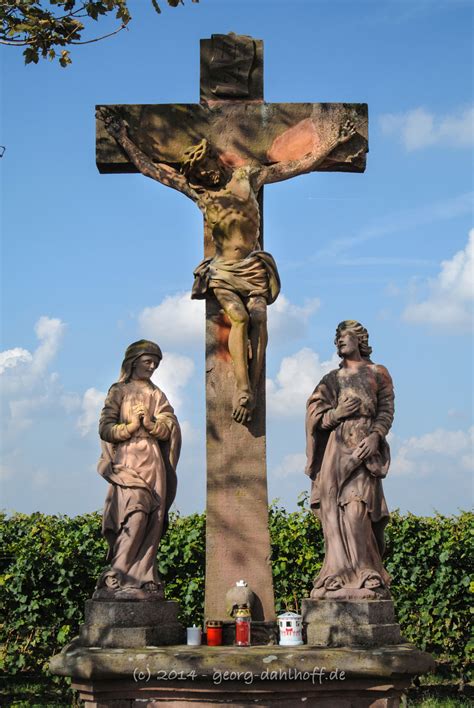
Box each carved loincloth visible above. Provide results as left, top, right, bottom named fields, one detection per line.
left=191, top=250, right=281, bottom=304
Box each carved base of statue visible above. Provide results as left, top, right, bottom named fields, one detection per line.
left=310, top=583, right=391, bottom=601
left=302, top=597, right=402, bottom=648
left=77, top=598, right=185, bottom=649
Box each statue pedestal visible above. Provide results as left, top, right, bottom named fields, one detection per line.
left=302, top=598, right=402, bottom=648
left=50, top=643, right=434, bottom=707
left=78, top=599, right=185, bottom=649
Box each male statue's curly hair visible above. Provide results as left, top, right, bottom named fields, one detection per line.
left=335, top=320, right=373, bottom=360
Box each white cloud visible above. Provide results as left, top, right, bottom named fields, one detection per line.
left=380, top=106, right=474, bottom=151
left=267, top=348, right=339, bottom=417
left=0, top=316, right=65, bottom=396
left=0, top=316, right=70, bottom=438
left=77, top=388, right=106, bottom=437
left=391, top=426, right=474, bottom=477
left=403, top=229, right=474, bottom=331
left=31, top=316, right=65, bottom=374
left=152, top=352, right=195, bottom=413
left=0, top=348, right=32, bottom=374
left=139, top=292, right=204, bottom=347
left=271, top=452, right=307, bottom=479
left=268, top=295, right=320, bottom=342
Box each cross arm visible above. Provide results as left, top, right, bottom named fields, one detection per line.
left=96, top=103, right=368, bottom=179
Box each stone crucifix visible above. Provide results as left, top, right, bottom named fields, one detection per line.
left=96, top=33, right=368, bottom=630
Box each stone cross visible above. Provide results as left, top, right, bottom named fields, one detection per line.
left=96, top=33, right=368, bottom=631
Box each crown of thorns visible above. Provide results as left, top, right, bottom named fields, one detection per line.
left=181, top=139, right=212, bottom=176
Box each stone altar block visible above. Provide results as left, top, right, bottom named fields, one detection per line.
left=78, top=600, right=185, bottom=649
left=50, top=643, right=435, bottom=707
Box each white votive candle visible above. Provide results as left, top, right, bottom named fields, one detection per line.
left=187, top=625, right=202, bottom=646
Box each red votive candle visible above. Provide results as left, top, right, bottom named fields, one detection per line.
left=206, top=620, right=223, bottom=646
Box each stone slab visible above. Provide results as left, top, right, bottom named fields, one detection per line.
left=302, top=598, right=396, bottom=625
left=50, top=642, right=435, bottom=682
left=79, top=624, right=186, bottom=649
left=84, top=600, right=180, bottom=627
left=50, top=643, right=435, bottom=707
left=306, top=623, right=401, bottom=648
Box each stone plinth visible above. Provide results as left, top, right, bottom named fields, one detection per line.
left=78, top=600, right=185, bottom=649
left=50, top=643, right=435, bottom=707
left=302, top=598, right=402, bottom=648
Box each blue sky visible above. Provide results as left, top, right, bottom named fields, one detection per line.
left=1, top=0, right=473, bottom=518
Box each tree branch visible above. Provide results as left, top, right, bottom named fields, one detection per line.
left=70, top=23, right=127, bottom=45
left=0, top=38, right=31, bottom=46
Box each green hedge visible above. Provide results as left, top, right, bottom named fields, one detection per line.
left=0, top=505, right=472, bottom=680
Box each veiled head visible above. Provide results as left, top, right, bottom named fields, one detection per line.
left=334, top=320, right=372, bottom=360
left=118, top=339, right=163, bottom=382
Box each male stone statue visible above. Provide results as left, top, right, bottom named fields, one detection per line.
left=100, top=112, right=356, bottom=424
left=305, top=320, right=394, bottom=599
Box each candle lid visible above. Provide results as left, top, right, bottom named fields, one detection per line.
left=206, top=620, right=223, bottom=627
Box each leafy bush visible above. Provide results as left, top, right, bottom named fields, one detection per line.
left=0, top=506, right=472, bottom=681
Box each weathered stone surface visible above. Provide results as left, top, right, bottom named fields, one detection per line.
left=204, top=297, right=275, bottom=623
left=302, top=598, right=401, bottom=648
left=71, top=677, right=415, bottom=707
left=306, top=623, right=401, bottom=648
left=79, top=624, right=185, bottom=649
left=200, top=33, right=264, bottom=101
left=50, top=642, right=435, bottom=681
left=51, top=642, right=435, bottom=708
left=79, top=599, right=185, bottom=649
left=302, top=599, right=396, bottom=625
left=96, top=102, right=368, bottom=175
left=84, top=600, right=180, bottom=627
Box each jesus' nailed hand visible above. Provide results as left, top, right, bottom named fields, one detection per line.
left=97, top=107, right=357, bottom=424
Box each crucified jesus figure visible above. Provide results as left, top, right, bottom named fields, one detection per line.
left=100, top=110, right=356, bottom=424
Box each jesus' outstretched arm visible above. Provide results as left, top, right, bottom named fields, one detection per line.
left=254, top=120, right=358, bottom=189
left=97, top=109, right=199, bottom=203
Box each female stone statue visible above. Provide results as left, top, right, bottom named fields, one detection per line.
left=305, top=321, right=394, bottom=599
left=94, top=340, right=181, bottom=601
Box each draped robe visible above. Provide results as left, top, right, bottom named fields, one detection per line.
left=95, top=380, right=181, bottom=596
left=305, top=363, right=394, bottom=597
